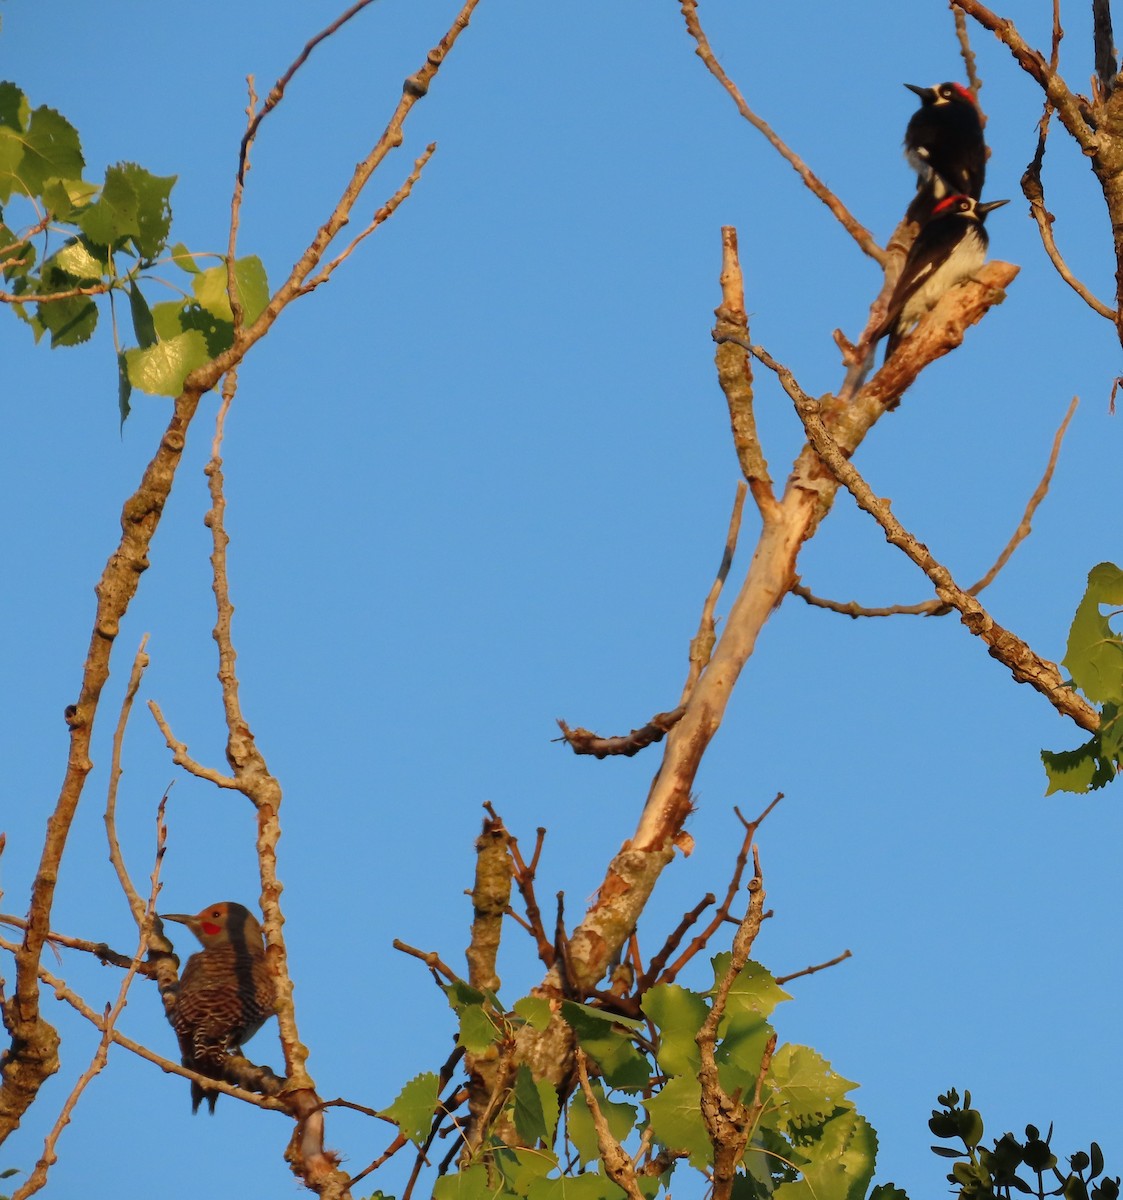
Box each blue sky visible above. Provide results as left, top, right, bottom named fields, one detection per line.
left=2, top=2, right=1121, bottom=1197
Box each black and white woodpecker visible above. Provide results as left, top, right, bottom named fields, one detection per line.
left=903, top=81, right=985, bottom=220
left=878, top=193, right=1008, bottom=360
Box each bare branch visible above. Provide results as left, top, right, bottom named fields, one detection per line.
left=1093, top=0, right=1118, bottom=99
left=752, top=342, right=1100, bottom=732
left=556, top=709, right=685, bottom=759
left=680, top=482, right=749, bottom=704
left=775, top=949, right=853, bottom=987
left=714, top=228, right=776, bottom=512
left=302, top=144, right=439, bottom=294
left=655, top=796, right=781, bottom=987
left=465, top=813, right=511, bottom=993
left=147, top=701, right=239, bottom=789
left=238, top=0, right=381, bottom=185
left=951, top=2, right=984, bottom=98
left=793, top=395, right=1080, bottom=617
left=950, top=0, right=1098, bottom=152
left=574, top=1049, right=646, bottom=1200
left=105, top=636, right=153, bottom=924
left=679, top=0, right=885, bottom=264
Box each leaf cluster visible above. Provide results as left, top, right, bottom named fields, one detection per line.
left=1042, top=563, right=1123, bottom=793
left=0, top=81, right=269, bottom=420
left=380, top=958, right=890, bottom=1200
left=929, top=1088, right=1120, bottom=1200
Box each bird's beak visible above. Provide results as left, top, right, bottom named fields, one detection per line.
left=904, top=83, right=929, bottom=99
left=978, top=198, right=1010, bottom=214
left=159, top=913, right=192, bottom=926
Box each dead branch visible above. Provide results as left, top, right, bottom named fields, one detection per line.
left=465, top=813, right=512, bottom=993
left=556, top=709, right=685, bottom=758
left=680, top=482, right=749, bottom=703
left=392, top=940, right=462, bottom=987
left=679, top=0, right=885, bottom=264
left=752, top=342, right=1100, bottom=732
left=714, top=228, right=776, bottom=513
left=951, top=3, right=984, bottom=98
left=792, top=395, right=1079, bottom=617
left=637, top=894, right=715, bottom=993
left=506, top=824, right=554, bottom=968
left=1092, top=0, right=1117, bottom=99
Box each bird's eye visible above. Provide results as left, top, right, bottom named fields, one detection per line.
left=940, top=85, right=953, bottom=98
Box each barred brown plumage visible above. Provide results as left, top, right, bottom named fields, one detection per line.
left=161, top=901, right=275, bottom=1113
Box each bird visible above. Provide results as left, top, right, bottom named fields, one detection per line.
left=161, top=901, right=275, bottom=1113
left=877, top=193, right=1008, bottom=360
left=903, top=82, right=985, bottom=220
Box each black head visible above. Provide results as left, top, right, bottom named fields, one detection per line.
left=904, top=81, right=977, bottom=108
left=930, top=194, right=1008, bottom=222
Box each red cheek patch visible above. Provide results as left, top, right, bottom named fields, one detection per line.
left=201, top=922, right=222, bottom=936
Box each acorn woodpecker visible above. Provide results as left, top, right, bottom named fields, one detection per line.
left=878, top=193, right=1008, bottom=360
left=903, top=82, right=985, bottom=220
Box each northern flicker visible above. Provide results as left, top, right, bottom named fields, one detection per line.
left=161, top=901, right=275, bottom=1113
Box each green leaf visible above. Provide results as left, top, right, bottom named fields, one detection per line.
left=79, top=164, right=138, bottom=247
left=444, top=979, right=487, bottom=1014
left=869, top=1185, right=910, bottom=1200
left=51, top=237, right=106, bottom=282
left=37, top=293, right=97, bottom=347
left=712, top=955, right=791, bottom=1023
left=1064, top=564, right=1123, bottom=704
left=41, top=176, right=98, bottom=221
left=117, top=351, right=132, bottom=426
left=169, top=242, right=204, bottom=273
left=644, top=1075, right=712, bottom=1170
left=643, top=984, right=708, bottom=1078
left=561, top=1002, right=649, bottom=1090
left=526, top=1173, right=626, bottom=1200
left=124, top=329, right=209, bottom=396
left=122, top=163, right=175, bottom=258
left=1042, top=741, right=1115, bottom=796
left=493, top=1145, right=557, bottom=1195
left=513, top=1065, right=556, bottom=1145
left=768, top=1044, right=858, bottom=1129
left=128, top=281, right=157, bottom=349
left=514, top=995, right=553, bottom=1032
left=566, top=1084, right=637, bottom=1167
left=0, top=82, right=29, bottom=130
left=432, top=1164, right=497, bottom=1200
left=458, top=1003, right=501, bottom=1054
left=380, top=1071, right=439, bottom=1145
left=192, top=255, right=269, bottom=325
left=10, top=104, right=84, bottom=199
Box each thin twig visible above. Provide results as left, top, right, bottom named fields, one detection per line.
left=657, top=796, right=781, bottom=986
left=507, top=826, right=553, bottom=968
left=147, top=701, right=238, bottom=788
left=637, top=894, right=715, bottom=993
left=104, top=636, right=152, bottom=925
left=680, top=481, right=749, bottom=703
left=679, top=0, right=885, bottom=263
left=237, top=0, right=382, bottom=185
left=0, top=914, right=157, bottom=977
left=301, top=145, right=438, bottom=293
left=951, top=3, right=984, bottom=98
left=392, top=939, right=461, bottom=985
left=775, top=949, right=853, bottom=986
